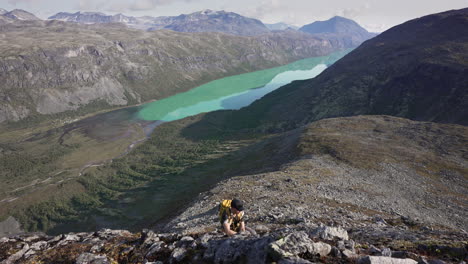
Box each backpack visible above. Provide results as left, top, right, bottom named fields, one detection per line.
left=218, top=199, right=232, bottom=223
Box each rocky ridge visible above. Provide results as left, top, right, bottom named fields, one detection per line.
left=1, top=223, right=465, bottom=263
left=48, top=9, right=271, bottom=35
left=157, top=10, right=270, bottom=36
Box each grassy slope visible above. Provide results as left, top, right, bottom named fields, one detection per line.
left=7, top=112, right=300, bottom=233
left=224, top=8, right=468, bottom=129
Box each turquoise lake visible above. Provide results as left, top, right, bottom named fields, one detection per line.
left=136, top=50, right=350, bottom=124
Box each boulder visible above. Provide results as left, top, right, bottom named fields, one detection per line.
left=177, top=236, right=195, bottom=248
left=2, top=243, right=29, bottom=264
left=30, top=241, right=48, bottom=251
left=268, top=231, right=314, bottom=260
left=268, top=231, right=331, bottom=260
left=330, top=246, right=342, bottom=257
left=428, top=260, right=446, bottom=264
left=75, top=253, right=110, bottom=264
left=342, top=249, right=358, bottom=259
left=141, top=229, right=159, bottom=246
left=146, top=241, right=166, bottom=258
left=358, top=256, right=418, bottom=264
left=198, top=233, right=212, bottom=248
left=96, top=229, right=130, bottom=239
left=381, top=248, right=392, bottom=257
left=254, top=225, right=270, bottom=234
left=278, top=257, right=315, bottom=263
left=310, top=242, right=332, bottom=257
left=207, top=236, right=274, bottom=264
left=310, top=225, right=349, bottom=240
left=369, top=245, right=382, bottom=256
left=170, top=247, right=187, bottom=262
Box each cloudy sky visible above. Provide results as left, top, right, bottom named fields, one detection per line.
left=1, top=0, right=467, bottom=32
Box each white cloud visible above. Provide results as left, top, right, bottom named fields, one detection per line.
left=7, top=0, right=41, bottom=5
left=72, top=0, right=195, bottom=13
left=335, top=2, right=371, bottom=19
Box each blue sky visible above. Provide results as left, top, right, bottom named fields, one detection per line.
left=1, top=0, right=467, bottom=32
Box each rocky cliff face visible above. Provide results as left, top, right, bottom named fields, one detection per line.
left=0, top=20, right=354, bottom=124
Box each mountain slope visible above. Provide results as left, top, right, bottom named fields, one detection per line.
left=160, top=9, right=270, bottom=36
left=299, top=16, right=376, bottom=47
left=3, top=9, right=40, bottom=21
left=300, top=16, right=371, bottom=36
left=234, top=8, right=468, bottom=128
left=0, top=20, right=349, bottom=124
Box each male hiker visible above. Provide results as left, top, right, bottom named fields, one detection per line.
left=219, top=198, right=246, bottom=236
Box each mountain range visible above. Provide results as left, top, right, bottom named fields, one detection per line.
left=0, top=10, right=374, bottom=124
left=0, top=8, right=375, bottom=39
left=48, top=9, right=269, bottom=35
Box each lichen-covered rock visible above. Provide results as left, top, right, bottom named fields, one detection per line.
left=2, top=243, right=29, bottom=264
left=268, top=232, right=314, bottom=260
left=204, top=235, right=274, bottom=264
left=170, top=247, right=187, bottom=262
left=278, top=257, right=315, bottom=264
left=310, top=225, right=349, bottom=240
left=75, top=253, right=110, bottom=264
left=358, top=256, right=418, bottom=264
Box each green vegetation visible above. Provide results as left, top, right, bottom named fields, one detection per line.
left=5, top=107, right=298, bottom=233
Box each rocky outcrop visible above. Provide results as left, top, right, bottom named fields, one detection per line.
left=0, top=226, right=464, bottom=263
left=0, top=20, right=355, bottom=124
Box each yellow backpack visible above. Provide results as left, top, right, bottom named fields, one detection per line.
left=218, top=199, right=232, bottom=222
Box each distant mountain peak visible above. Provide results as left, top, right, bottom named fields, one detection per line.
left=299, top=15, right=373, bottom=41
left=0, top=8, right=7, bottom=15
left=199, top=9, right=215, bottom=15
left=3, top=9, right=40, bottom=21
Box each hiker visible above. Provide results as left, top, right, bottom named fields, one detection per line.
left=219, top=198, right=246, bottom=236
